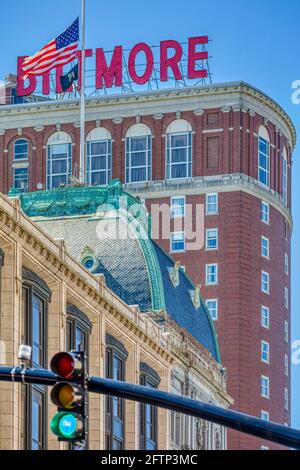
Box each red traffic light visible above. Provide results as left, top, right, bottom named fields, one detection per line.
left=50, top=352, right=83, bottom=379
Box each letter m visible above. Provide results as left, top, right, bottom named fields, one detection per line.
left=96, top=46, right=123, bottom=89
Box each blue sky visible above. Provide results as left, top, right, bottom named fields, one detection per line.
left=0, top=0, right=299, bottom=428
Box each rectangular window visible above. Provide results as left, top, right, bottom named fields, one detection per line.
left=285, top=321, right=289, bottom=343
left=166, top=132, right=192, bottom=180
left=284, top=253, right=289, bottom=275
left=284, top=220, right=288, bottom=240
left=261, top=376, right=270, bottom=399
left=261, top=201, right=270, bottom=224
left=206, top=229, right=218, bottom=250
left=126, top=135, right=152, bottom=183
left=261, top=411, right=270, bottom=421
left=170, top=232, right=185, bottom=253
left=32, top=295, right=45, bottom=368
left=31, top=388, right=46, bottom=450
left=206, top=299, right=218, bottom=321
left=22, top=283, right=48, bottom=450
left=140, top=373, right=159, bottom=450
left=105, top=346, right=126, bottom=450
left=87, top=139, right=112, bottom=186
left=206, top=264, right=218, bottom=285
left=14, top=167, right=28, bottom=192
left=285, top=354, right=289, bottom=377
left=284, top=388, right=289, bottom=411
left=170, top=377, right=184, bottom=449
left=258, top=137, right=270, bottom=187
left=261, top=237, right=269, bottom=259
left=170, top=196, right=185, bottom=218
left=261, top=271, right=270, bottom=294
left=285, top=287, right=289, bottom=309
left=261, top=341, right=270, bottom=364
left=206, top=194, right=218, bottom=215
left=282, top=157, right=288, bottom=206
left=261, top=306, right=270, bottom=329
left=47, top=143, right=72, bottom=190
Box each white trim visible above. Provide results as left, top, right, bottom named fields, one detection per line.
left=206, top=298, right=218, bottom=321
left=261, top=271, right=270, bottom=295
left=261, top=305, right=270, bottom=330
left=261, top=410, right=270, bottom=421
left=261, top=200, right=270, bottom=225
left=206, top=228, right=219, bottom=251
left=170, top=195, right=186, bottom=219
left=261, top=376, right=270, bottom=399
left=205, top=263, right=218, bottom=286
left=170, top=231, right=186, bottom=254
left=206, top=193, right=218, bottom=215
left=202, top=128, right=224, bottom=134
left=261, top=236, right=270, bottom=260
left=261, top=341, right=270, bottom=364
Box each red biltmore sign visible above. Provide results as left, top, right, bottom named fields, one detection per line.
left=17, top=36, right=209, bottom=97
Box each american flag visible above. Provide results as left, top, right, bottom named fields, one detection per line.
left=22, top=18, right=79, bottom=79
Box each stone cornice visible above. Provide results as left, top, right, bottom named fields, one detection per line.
left=0, top=193, right=173, bottom=364
left=0, top=81, right=296, bottom=149
left=127, top=173, right=293, bottom=229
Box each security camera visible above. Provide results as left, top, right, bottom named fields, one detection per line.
left=18, top=344, right=32, bottom=367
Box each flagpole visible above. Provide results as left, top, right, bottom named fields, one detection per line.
left=79, top=0, right=86, bottom=184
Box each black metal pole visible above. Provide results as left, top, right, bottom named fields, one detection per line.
left=1, top=366, right=299, bottom=449
left=88, top=377, right=300, bottom=450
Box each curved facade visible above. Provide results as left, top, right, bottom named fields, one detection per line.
left=0, top=80, right=295, bottom=450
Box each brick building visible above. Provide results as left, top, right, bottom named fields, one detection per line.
left=0, top=80, right=295, bottom=449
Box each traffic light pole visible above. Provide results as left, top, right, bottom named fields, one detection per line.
left=0, top=365, right=300, bottom=449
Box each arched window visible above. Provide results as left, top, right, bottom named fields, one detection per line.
left=14, top=138, right=28, bottom=161
left=258, top=126, right=270, bottom=187
left=125, top=123, right=152, bottom=183
left=166, top=119, right=192, bottom=180
left=86, top=127, right=112, bottom=186
left=47, top=132, right=72, bottom=189
left=282, top=147, right=288, bottom=206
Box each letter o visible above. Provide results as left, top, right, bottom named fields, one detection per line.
left=128, top=42, right=154, bottom=85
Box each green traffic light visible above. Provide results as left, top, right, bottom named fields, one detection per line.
left=50, top=412, right=83, bottom=439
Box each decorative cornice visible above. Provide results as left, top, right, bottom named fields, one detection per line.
left=127, top=173, right=293, bottom=229
left=0, top=82, right=296, bottom=148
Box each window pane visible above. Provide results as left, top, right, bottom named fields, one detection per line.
left=131, top=152, right=146, bottom=167
left=31, top=388, right=44, bottom=450
left=32, top=295, right=43, bottom=368
left=91, top=155, right=107, bottom=171
left=172, top=148, right=187, bottom=163
left=14, top=139, right=28, bottom=160
left=171, top=134, right=187, bottom=147
left=131, top=137, right=147, bottom=152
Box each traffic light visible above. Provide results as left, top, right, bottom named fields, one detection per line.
left=50, top=351, right=87, bottom=445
